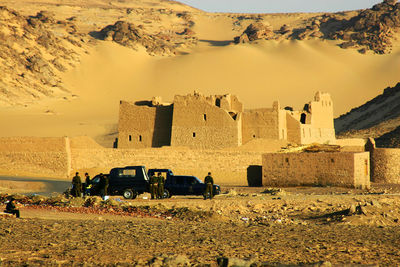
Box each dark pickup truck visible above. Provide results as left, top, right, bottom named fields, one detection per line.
left=88, top=166, right=150, bottom=199
left=148, top=169, right=221, bottom=198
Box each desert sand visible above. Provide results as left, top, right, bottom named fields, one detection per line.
left=0, top=0, right=399, bottom=147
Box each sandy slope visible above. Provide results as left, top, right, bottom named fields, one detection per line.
left=0, top=0, right=400, bottom=147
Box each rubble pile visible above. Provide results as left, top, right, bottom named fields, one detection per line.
left=0, top=7, right=86, bottom=105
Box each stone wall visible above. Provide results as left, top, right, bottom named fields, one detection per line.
left=262, top=152, right=370, bottom=189
left=285, top=92, right=336, bottom=145
left=0, top=137, right=70, bottom=178
left=370, top=148, right=400, bottom=183
left=170, top=94, right=242, bottom=149
left=242, top=103, right=286, bottom=144
left=71, top=148, right=262, bottom=186
left=118, top=101, right=173, bottom=148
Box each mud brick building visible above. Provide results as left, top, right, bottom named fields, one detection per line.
left=117, top=91, right=336, bottom=149
left=262, top=151, right=371, bottom=189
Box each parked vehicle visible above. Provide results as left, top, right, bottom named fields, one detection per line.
left=148, top=169, right=221, bottom=198
left=88, top=166, right=150, bottom=199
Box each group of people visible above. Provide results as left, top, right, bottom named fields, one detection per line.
left=71, top=172, right=109, bottom=199
left=149, top=172, right=165, bottom=199
left=71, top=171, right=215, bottom=200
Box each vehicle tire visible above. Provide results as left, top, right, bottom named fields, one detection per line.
left=123, top=189, right=137, bottom=199
left=163, top=189, right=170, bottom=199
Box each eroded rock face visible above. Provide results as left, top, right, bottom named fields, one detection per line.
left=234, top=22, right=274, bottom=43
left=0, top=7, right=86, bottom=105
left=98, top=20, right=197, bottom=56
left=233, top=0, right=400, bottom=54
left=328, top=0, right=400, bottom=53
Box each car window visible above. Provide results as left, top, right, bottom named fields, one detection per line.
left=188, top=177, right=198, bottom=185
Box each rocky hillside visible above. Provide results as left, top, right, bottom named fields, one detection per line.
left=234, top=0, right=400, bottom=54
left=0, top=1, right=198, bottom=106
left=335, top=82, right=400, bottom=147
left=96, top=19, right=197, bottom=56
left=0, top=7, right=88, bottom=106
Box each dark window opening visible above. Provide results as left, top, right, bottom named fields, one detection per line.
left=331, top=158, right=335, bottom=163
left=229, top=112, right=237, bottom=120
left=285, top=158, right=289, bottom=163
left=300, top=113, right=306, bottom=124
left=203, top=114, right=207, bottom=121
left=129, top=135, right=132, bottom=141
left=215, top=98, right=221, bottom=107
left=253, top=134, right=256, bottom=138
left=193, top=132, right=196, bottom=137
left=139, top=135, right=142, bottom=142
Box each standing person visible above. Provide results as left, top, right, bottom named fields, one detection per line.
left=71, top=172, right=82, bottom=197
left=4, top=197, right=20, bottom=218
left=203, top=172, right=214, bottom=200
left=84, top=172, right=91, bottom=196
left=149, top=173, right=158, bottom=200
left=157, top=172, right=165, bottom=199
left=99, top=173, right=109, bottom=200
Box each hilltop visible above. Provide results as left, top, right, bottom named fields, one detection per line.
left=0, top=0, right=399, bottom=146
left=336, top=82, right=400, bottom=147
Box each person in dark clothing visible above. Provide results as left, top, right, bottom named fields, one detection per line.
left=84, top=172, right=91, bottom=196
left=99, top=174, right=109, bottom=199
left=203, top=172, right=214, bottom=200
left=72, top=172, right=82, bottom=197
left=149, top=174, right=158, bottom=200
left=5, top=197, right=20, bottom=218
left=157, top=172, right=165, bottom=199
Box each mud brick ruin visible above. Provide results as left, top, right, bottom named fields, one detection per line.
left=262, top=151, right=371, bottom=189
left=117, top=91, right=336, bottom=149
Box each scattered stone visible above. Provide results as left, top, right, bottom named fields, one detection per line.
left=217, top=257, right=253, bottom=267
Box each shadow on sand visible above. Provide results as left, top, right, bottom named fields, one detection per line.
left=0, top=176, right=70, bottom=195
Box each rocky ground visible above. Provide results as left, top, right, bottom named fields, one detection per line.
left=1, top=186, right=400, bottom=266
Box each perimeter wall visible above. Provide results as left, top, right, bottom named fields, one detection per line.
left=0, top=137, right=71, bottom=178
left=71, top=148, right=262, bottom=186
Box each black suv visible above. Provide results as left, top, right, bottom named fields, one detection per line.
left=148, top=169, right=221, bottom=198
left=88, top=166, right=149, bottom=199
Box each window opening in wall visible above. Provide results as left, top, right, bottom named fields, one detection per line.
left=300, top=113, right=306, bottom=124
left=331, top=158, right=335, bottom=163
left=215, top=99, right=221, bottom=107
left=129, top=135, right=132, bottom=142
left=139, top=135, right=142, bottom=142
left=193, top=132, right=196, bottom=137
left=203, top=114, right=207, bottom=121
left=285, top=158, right=289, bottom=164
left=253, top=134, right=256, bottom=138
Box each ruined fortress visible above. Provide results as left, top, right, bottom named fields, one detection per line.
left=2, top=92, right=400, bottom=190
left=117, top=91, right=336, bottom=149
